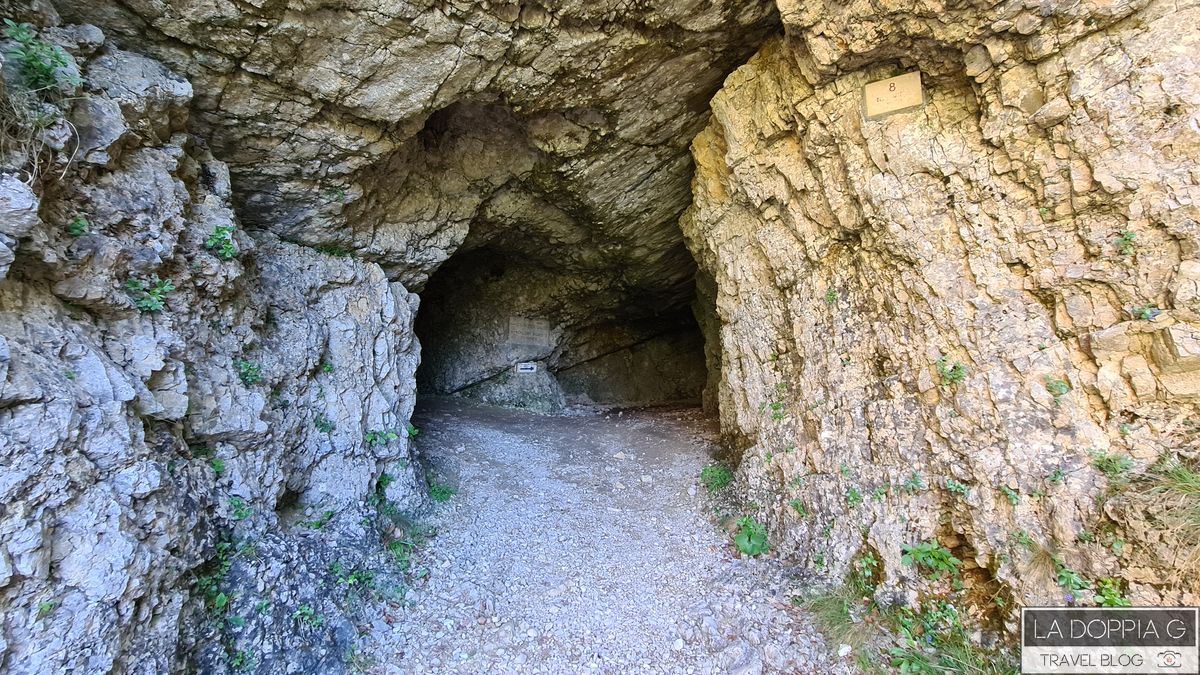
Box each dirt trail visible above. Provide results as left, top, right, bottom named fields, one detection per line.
left=367, top=398, right=848, bottom=674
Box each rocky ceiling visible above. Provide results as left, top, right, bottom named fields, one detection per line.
left=56, top=0, right=781, bottom=327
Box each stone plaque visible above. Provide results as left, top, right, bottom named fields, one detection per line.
left=507, top=316, right=551, bottom=347
left=515, top=362, right=538, bottom=374
left=862, top=71, right=925, bottom=120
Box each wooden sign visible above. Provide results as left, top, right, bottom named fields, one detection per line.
left=862, top=72, right=925, bottom=120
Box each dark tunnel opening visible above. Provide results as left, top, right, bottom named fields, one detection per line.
left=413, top=243, right=709, bottom=412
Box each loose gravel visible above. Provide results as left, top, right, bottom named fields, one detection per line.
left=364, top=398, right=851, bottom=674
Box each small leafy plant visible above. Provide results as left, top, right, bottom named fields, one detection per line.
left=1047, top=467, right=1066, bottom=485
left=936, top=357, right=968, bottom=386
left=1114, top=230, right=1136, bottom=256
left=234, top=359, right=261, bottom=386
left=824, top=288, right=838, bottom=305
left=314, top=416, right=336, bottom=433
left=901, top=541, right=960, bottom=579
left=67, top=215, right=88, bottom=236
left=1094, top=578, right=1131, bottom=607
left=1090, top=450, right=1134, bottom=488
left=1053, top=556, right=1090, bottom=591
left=1045, top=376, right=1069, bottom=404
left=3, top=20, right=79, bottom=92
left=228, top=497, right=251, bottom=521
left=210, top=458, right=226, bottom=474
left=733, top=517, right=769, bottom=556
left=1132, top=304, right=1161, bottom=321
left=700, top=464, right=733, bottom=493
left=36, top=600, right=55, bottom=618
left=124, top=276, right=175, bottom=312
left=428, top=480, right=455, bottom=503
left=846, top=486, right=863, bottom=507
left=1002, top=485, right=1022, bottom=505
left=900, top=472, right=925, bottom=494
left=204, top=224, right=238, bottom=260
left=945, top=478, right=970, bottom=497
left=365, top=429, right=398, bottom=447
left=405, top=422, right=420, bottom=438
left=789, top=499, right=807, bottom=518
left=292, top=604, right=323, bottom=628
left=320, top=360, right=335, bottom=373
left=301, top=509, right=334, bottom=530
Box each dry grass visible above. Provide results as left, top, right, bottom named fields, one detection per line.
left=1142, top=458, right=1200, bottom=573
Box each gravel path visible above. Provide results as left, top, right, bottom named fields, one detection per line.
left=365, top=398, right=850, bottom=674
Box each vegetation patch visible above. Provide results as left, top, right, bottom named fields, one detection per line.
left=700, top=464, right=733, bottom=493
left=733, top=517, right=769, bottom=556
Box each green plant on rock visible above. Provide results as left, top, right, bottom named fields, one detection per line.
left=292, top=604, right=323, bottom=628
left=768, top=400, right=786, bottom=421
left=1001, top=485, right=1021, bottom=505
left=428, top=480, right=455, bottom=503
left=204, top=224, right=238, bottom=260
left=36, top=600, right=55, bottom=618
left=301, top=509, right=334, bottom=530
left=1094, top=578, right=1131, bottom=607
left=3, top=20, right=80, bottom=92
left=852, top=552, right=880, bottom=595
left=66, top=215, right=88, bottom=236
left=233, top=359, right=261, bottom=386
left=1047, top=467, right=1066, bottom=485
left=901, top=541, right=960, bottom=579
left=936, top=357, right=968, bottom=386
left=365, top=429, right=398, bottom=447
left=1044, top=376, right=1070, bottom=404
left=1114, top=229, right=1136, bottom=256
left=405, top=422, right=420, bottom=438
left=1053, top=556, right=1090, bottom=591
left=789, top=499, right=807, bottom=518
left=824, top=288, right=838, bottom=305
left=700, top=464, right=733, bottom=493
left=320, top=360, right=335, bottom=373
left=900, top=472, right=925, bottom=494
left=314, top=415, right=336, bottom=433
left=945, top=478, right=970, bottom=497
left=228, top=497, right=251, bottom=521
left=846, top=486, right=863, bottom=507
left=733, top=516, right=769, bottom=556
left=1010, top=529, right=1036, bottom=552
left=1142, top=458, right=1200, bottom=571
left=210, top=458, right=226, bottom=474
left=124, top=275, right=175, bottom=312
left=1132, top=304, right=1161, bottom=321
left=230, top=651, right=253, bottom=671
left=1090, top=449, right=1135, bottom=488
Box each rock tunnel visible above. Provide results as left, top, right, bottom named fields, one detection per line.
left=2, top=0, right=1198, bottom=672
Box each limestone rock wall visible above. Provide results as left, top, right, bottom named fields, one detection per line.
left=0, top=19, right=423, bottom=673
left=683, top=0, right=1199, bottom=618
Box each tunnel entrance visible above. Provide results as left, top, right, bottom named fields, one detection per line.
left=413, top=242, right=708, bottom=412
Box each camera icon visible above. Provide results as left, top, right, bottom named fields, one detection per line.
left=1156, top=650, right=1183, bottom=668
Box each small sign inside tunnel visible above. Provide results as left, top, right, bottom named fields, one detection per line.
left=508, top=317, right=551, bottom=347
left=516, top=362, right=538, bottom=374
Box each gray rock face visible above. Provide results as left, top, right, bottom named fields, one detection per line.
left=55, top=0, right=780, bottom=393
left=683, top=0, right=1200, bottom=619
left=0, top=22, right=423, bottom=674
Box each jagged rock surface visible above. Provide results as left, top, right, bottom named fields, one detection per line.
left=682, top=0, right=1200, bottom=623
left=56, top=0, right=780, bottom=402
left=0, top=21, right=423, bottom=674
